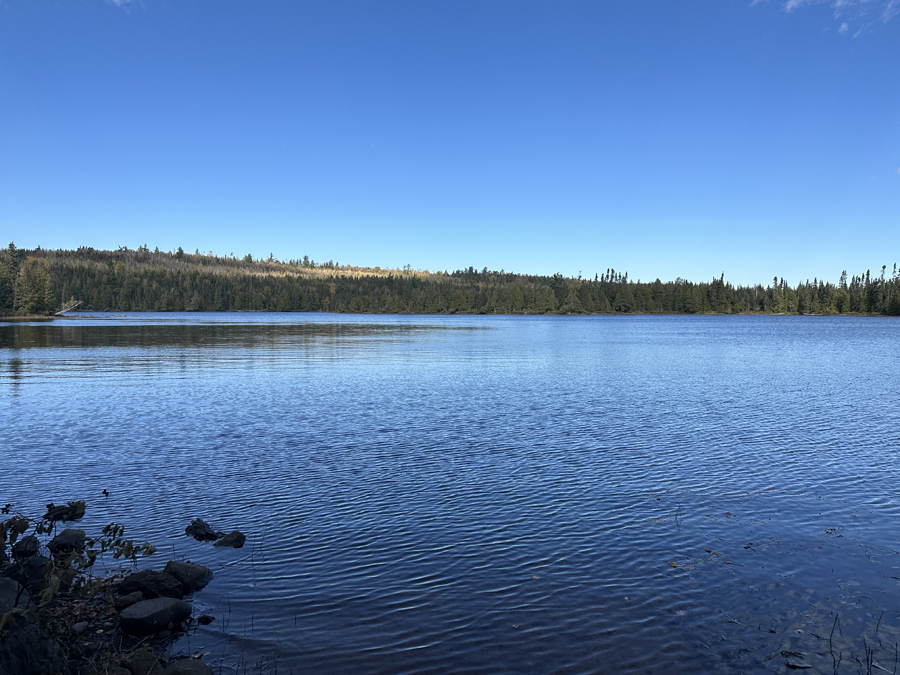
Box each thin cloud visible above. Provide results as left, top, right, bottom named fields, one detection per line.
left=780, top=0, right=899, bottom=29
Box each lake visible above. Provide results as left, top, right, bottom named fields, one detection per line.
left=2, top=313, right=899, bottom=674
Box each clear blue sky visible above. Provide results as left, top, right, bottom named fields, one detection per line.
left=1, top=0, right=897, bottom=285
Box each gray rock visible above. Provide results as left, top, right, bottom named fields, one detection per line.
left=184, top=519, right=222, bottom=542
left=80, top=667, right=131, bottom=675
left=123, top=649, right=166, bottom=675
left=167, top=658, right=214, bottom=675
left=0, top=620, right=65, bottom=675
left=0, top=576, right=29, bottom=613
left=3, top=554, right=51, bottom=594
left=115, top=590, right=144, bottom=612
left=11, top=534, right=39, bottom=560
left=118, top=569, right=184, bottom=599
left=119, top=597, right=192, bottom=636
left=72, top=620, right=89, bottom=634
left=213, top=530, right=246, bottom=548
left=164, top=561, right=214, bottom=593
left=49, top=528, right=87, bottom=555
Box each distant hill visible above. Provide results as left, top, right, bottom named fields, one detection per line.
left=1, top=243, right=898, bottom=316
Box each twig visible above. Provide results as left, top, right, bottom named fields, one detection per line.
left=719, top=609, right=745, bottom=625
left=831, top=613, right=842, bottom=675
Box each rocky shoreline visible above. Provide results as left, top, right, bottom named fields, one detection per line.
left=1, top=508, right=245, bottom=675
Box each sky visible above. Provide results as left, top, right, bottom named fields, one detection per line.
left=0, top=0, right=898, bottom=286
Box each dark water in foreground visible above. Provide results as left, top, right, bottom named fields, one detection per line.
left=2, top=313, right=900, bottom=674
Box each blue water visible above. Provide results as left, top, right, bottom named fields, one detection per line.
left=2, top=313, right=900, bottom=674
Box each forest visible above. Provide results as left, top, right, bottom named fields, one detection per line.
left=1, top=243, right=899, bottom=317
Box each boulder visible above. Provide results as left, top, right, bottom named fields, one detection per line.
left=49, top=528, right=86, bottom=555
left=184, top=519, right=222, bottom=542
left=213, top=531, right=246, bottom=548
left=115, top=591, right=144, bottom=612
left=0, top=577, right=29, bottom=613
left=80, top=666, right=131, bottom=675
left=167, top=659, right=213, bottom=675
left=164, top=561, right=214, bottom=593
left=11, top=535, right=39, bottom=560
left=119, top=598, right=192, bottom=636
left=3, top=555, right=51, bottom=594
left=123, top=649, right=166, bottom=675
left=118, top=570, right=184, bottom=599
left=0, top=619, right=65, bottom=675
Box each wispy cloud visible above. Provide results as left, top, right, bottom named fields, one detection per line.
left=104, top=0, right=144, bottom=14
left=882, top=0, right=900, bottom=21
left=779, top=0, right=899, bottom=32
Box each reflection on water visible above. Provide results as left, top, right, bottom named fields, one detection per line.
left=2, top=312, right=900, bottom=674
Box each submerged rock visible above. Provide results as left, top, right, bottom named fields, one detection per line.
left=213, top=531, right=246, bottom=548
left=118, top=570, right=184, bottom=599
left=119, top=597, right=192, bottom=636
left=184, top=519, right=222, bottom=542
left=164, top=561, right=214, bottom=593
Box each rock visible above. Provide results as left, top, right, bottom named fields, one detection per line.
left=11, top=535, right=39, bottom=560
left=184, top=519, right=222, bottom=542
left=3, top=554, right=51, bottom=594
left=167, top=659, right=214, bottom=675
left=213, top=530, right=246, bottom=548
left=164, top=561, right=214, bottom=593
left=123, top=648, right=166, bottom=675
left=115, top=591, right=144, bottom=612
left=196, top=614, right=214, bottom=625
left=0, top=577, right=29, bottom=613
left=118, top=570, right=184, bottom=599
left=44, top=502, right=84, bottom=522
left=0, top=620, right=65, bottom=675
left=49, top=528, right=87, bottom=555
left=80, top=667, right=131, bottom=675
left=119, top=597, right=192, bottom=636
left=72, top=620, right=89, bottom=634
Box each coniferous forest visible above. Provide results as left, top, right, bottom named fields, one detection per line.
left=1, top=243, right=899, bottom=317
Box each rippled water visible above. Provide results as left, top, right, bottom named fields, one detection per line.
left=3, top=313, right=900, bottom=674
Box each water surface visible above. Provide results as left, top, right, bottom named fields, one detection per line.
left=2, top=313, right=899, bottom=674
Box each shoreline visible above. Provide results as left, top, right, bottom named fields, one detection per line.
left=0, top=309, right=889, bottom=321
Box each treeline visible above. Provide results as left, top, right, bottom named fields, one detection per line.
left=2, top=243, right=900, bottom=316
